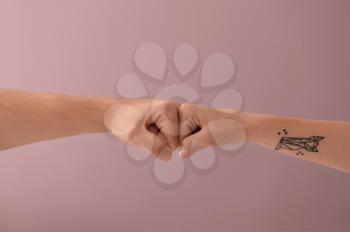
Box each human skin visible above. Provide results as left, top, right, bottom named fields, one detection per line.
left=1, top=89, right=350, bottom=173
left=103, top=99, right=179, bottom=161
left=179, top=103, right=350, bottom=173
left=0, top=89, right=179, bottom=161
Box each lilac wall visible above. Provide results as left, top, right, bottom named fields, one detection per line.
left=1, top=0, right=350, bottom=231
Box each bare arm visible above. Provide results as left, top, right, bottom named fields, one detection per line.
left=2, top=89, right=349, bottom=171
left=179, top=104, right=350, bottom=173
left=0, top=89, right=117, bottom=150
left=244, top=112, right=350, bottom=173
left=0, top=89, right=178, bottom=160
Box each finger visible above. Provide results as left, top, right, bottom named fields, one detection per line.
left=155, top=102, right=180, bottom=150
left=179, top=103, right=198, bottom=144
left=131, top=127, right=172, bottom=161
left=179, top=118, right=193, bottom=145
left=179, top=128, right=213, bottom=159
left=158, top=148, right=173, bottom=161
left=158, top=119, right=179, bottom=151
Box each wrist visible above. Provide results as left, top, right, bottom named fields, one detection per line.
left=73, top=96, right=120, bottom=133
left=230, top=112, right=267, bottom=143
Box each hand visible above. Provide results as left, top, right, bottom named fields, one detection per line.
left=104, top=100, right=246, bottom=161
left=104, top=99, right=179, bottom=161
left=179, top=103, right=247, bottom=159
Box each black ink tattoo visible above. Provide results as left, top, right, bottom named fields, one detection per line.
left=277, top=129, right=288, bottom=136
left=275, top=129, right=324, bottom=154
left=296, top=151, right=304, bottom=156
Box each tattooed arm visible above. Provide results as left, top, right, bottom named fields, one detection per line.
left=245, top=113, right=350, bottom=173
left=179, top=104, right=350, bottom=173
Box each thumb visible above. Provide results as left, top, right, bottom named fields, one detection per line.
left=179, top=128, right=211, bottom=159
left=131, top=127, right=173, bottom=161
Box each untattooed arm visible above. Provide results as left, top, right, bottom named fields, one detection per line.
left=0, top=89, right=115, bottom=149
left=0, top=89, right=178, bottom=160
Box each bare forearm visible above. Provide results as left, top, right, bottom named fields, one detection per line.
left=240, top=112, right=350, bottom=173
left=0, top=89, right=118, bottom=150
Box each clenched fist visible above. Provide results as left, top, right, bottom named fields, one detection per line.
left=2, top=90, right=348, bottom=173
left=104, top=100, right=247, bottom=161
left=179, top=103, right=247, bottom=159
left=104, top=99, right=179, bottom=161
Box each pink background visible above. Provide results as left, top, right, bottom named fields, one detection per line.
left=1, top=0, right=350, bottom=231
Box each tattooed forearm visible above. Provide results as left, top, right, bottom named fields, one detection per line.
left=275, top=129, right=325, bottom=155
left=246, top=113, right=350, bottom=172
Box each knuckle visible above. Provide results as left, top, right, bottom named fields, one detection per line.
left=165, top=100, right=179, bottom=108
left=179, top=103, right=194, bottom=115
